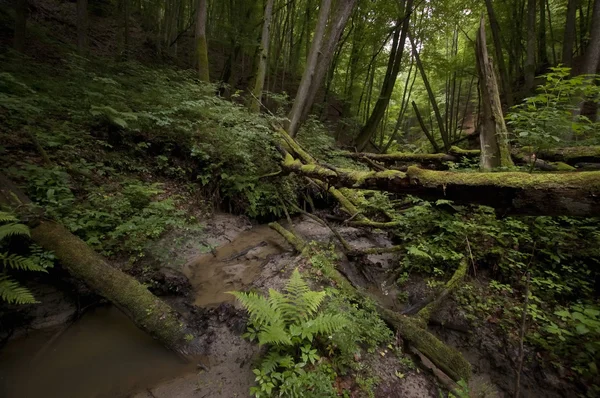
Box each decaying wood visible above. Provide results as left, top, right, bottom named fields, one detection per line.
left=0, top=174, right=203, bottom=359
left=281, top=151, right=600, bottom=216
left=268, top=222, right=472, bottom=383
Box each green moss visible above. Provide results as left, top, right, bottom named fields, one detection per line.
left=552, top=162, right=576, bottom=171
left=449, top=146, right=480, bottom=156
left=407, top=166, right=600, bottom=190
left=30, top=221, right=196, bottom=356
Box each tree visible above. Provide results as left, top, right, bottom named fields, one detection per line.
left=14, top=0, right=27, bottom=52
left=248, top=0, right=275, bottom=112
left=286, top=0, right=333, bottom=137
left=354, top=0, right=413, bottom=151
left=562, top=0, right=578, bottom=67
left=286, top=0, right=357, bottom=137
left=484, top=0, right=513, bottom=108
left=77, top=0, right=88, bottom=54
left=195, top=0, right=209, bottom=82
left=525, top=0, right=536, bottom=91
left=475, top=16, right=514, bottom=170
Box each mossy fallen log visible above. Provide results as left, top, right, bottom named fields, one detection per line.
left=281, top=153, right=600, bottom=216
left=0, top=174, right=202, bottom=359
left=268, top=222, right=472, bottom=383
left=525, top=146, right=600, bottom=165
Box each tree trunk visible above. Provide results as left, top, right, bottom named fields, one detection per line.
left=14, top=0, right=27, bottom=53
left=0, top=175, right=202, bottom=358
left=280, top=153, right=600, bottom=216
left=248, top=0, right=275, bottom=112
left=578, top=0, right=600, bottom=119
left=484, top=0, right=514, bottom=108
left=195, top=0, right=209, bottom=82
left=298, top=0, right=357, bottom=125
left=410, top=35, right=450, bottom=151
left=77, top=0, right=88, bottom=55
left=525, top=0, right=536, bottom=91
left=412, top=101, right=441, bottom=152
left=538, top=0, right=548, bottom=68
left=562, top=0, right=578, bottom=67
left=475, top=16, right=514, bottom=170
left=287, top=0, right=333, bottom=137
left=354, top=0, right=413, bottom=151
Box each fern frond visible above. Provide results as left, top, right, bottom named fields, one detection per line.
left=0, top=211, right=19, bottom=223
left=0, top=252, right=47, bottom=272
left=280, top=269, right=326, bottom=323
left=301, top=313, right=348, bottom=337
left=229, top=291, right=283, bottom=326
left=0, top=223, right=31, bottom=241
left=0, top=274, right=37, bottom=304
left=258, top=321, right=292, bottom=346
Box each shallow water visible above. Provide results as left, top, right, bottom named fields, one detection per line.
left=183, top=224, right=286, bottom=307
left=0, top=306, right=193, bottom=398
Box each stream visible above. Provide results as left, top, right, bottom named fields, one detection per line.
left=0, top=220, right=286, bottom=398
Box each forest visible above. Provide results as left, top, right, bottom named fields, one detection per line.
left=0, top=0, right=599, bottom=397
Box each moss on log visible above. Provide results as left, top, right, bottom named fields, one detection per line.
left=269, top=222, right=472, bottom=383
left=519, top=146, right=600, bottom=165
left=281, top=152, right=600, bottom=216
left=0, top=174, right=202, bottom=359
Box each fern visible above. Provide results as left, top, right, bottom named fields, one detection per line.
left=0, top=212, right=47, bottom=304
left=0, top=223, right=30, bottom=241
left=0, top=273, right=37, bottom=304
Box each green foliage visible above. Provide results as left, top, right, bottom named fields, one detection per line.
left=231, top=269, right=348, bottom=397
left=0, top=211, right=50, bottom=304
left=507, top=67, right=600, bottom=148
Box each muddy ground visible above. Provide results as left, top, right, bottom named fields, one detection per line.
left=0, top=213, right=576, bottom=398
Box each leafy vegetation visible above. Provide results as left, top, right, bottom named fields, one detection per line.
left=0, top=211, right=52, bottom=304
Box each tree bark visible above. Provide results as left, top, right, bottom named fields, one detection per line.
left=14, top=0, right=27, bottom=53
left=475, top=16, right=514, bottom=170
left=354, top=0, right=413, bottom=151
left=484, top=0, right=513, bottom=108
left=299, top=0, right=357, bottom=125
left=577, top=0, right=600, bottom=119
left=281, top=154, right=600, bottom=216
left=286, top=0, right=333, bottom=137
left=525, top=0, right=536, bottom=91
left=195, top=0, right=209, bottom=82
left=77, top=0, right=88, bottom=55
left=412, top=101, right=441, bottom=152
left=0, top=175, right=202, bottom=358
left=562, top=0, right=579, bottom=68
left=410, top=34, right=450, bottom=151
left=248, top=0, right=275, bottom=112
left=538, top=0, right=548, bottom=68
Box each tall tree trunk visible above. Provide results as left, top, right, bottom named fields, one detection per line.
left=525, top=0, right=536, bottom=91
left=410, top=34, right=450, bottom=151
left=299, top=0, right=357, bottom=124
left=354, top=0, right=413, bottom=151
left=579, top=0, right=600, bottom=76
left=286, top=0, right=333, bottom=137
left=562, top=0, right=579, bottom=67
left=538, top=0, right=548, bottom=68
left=77, top=0, right=88, bottom=55
left=195, top=0, right=209, bottom=82
left=14, top=0, right=27, bottom=52
left=578, top=0, right=600, bottom=120
left=248, top=0, right=275, bottom=112
left=475, top=16, right=514, bottom=170
left=484, top=0, right=513, bottom=108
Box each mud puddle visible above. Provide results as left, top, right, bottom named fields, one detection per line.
left=0, top=306, right=194, bottom=398
left=183, top=224, right=286, bottom=307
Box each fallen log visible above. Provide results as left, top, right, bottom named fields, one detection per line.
left=0, top=174, right=202, bottom=359
left=282, top=153, right=600, bottom=216
left=268, top=222, right=472, bottom=383
left=529, top=146, right=600, bottom=165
